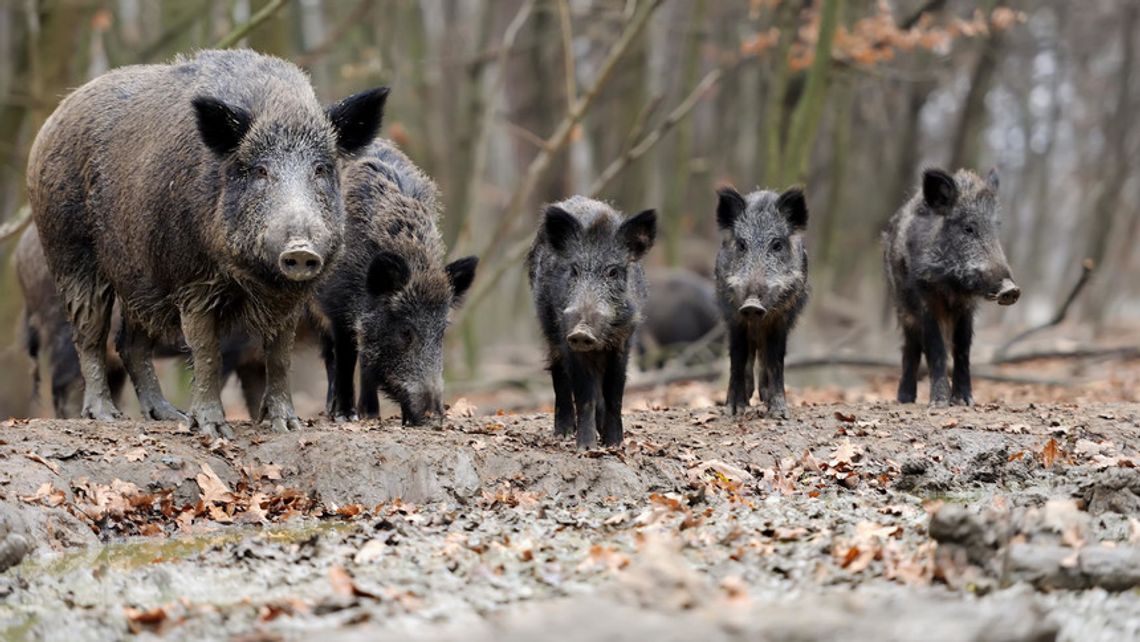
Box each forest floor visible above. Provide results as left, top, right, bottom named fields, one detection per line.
left=1, top=365, right=1140, bottom=641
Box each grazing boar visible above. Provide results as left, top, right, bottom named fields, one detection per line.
left=637, top=268, right=722, bottom=368
left=528, top=197, right=657, bottom=448
left=714, top=186, right=809, bottom=419
left=313, top=140, right=477, bottom=425
left=883, top=168, right=1020, bottom=406
left=26, top=49, right=387, bottom=437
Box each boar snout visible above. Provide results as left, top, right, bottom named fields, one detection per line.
left=563, top=302, right=608, bottom=352
left=402, top=380, right=445, bottom=426
left=739, top=296, right=767, bottom=320
left=994, top=278, right=1020, bottom=306
left=566, top=323, right=602, bottom=352
left=278, top=241, right=324, bottom=282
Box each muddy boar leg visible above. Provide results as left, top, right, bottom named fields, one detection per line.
left=897, top=322, right=922, bottom=403
left=117, top=318, right=187, bottom=421
left=319, top=332, right=337, bottom=415
left=551, top=357, right=576, bottom=438
left=601, top=348, right=629, bottom=447
left=756, top=340, right=769, bottom=405
left=329, top=325, right=360, bottom=421
left=950, top=311, right=974, bottom=406
left=726, top=322, right=752, bottom=414
left=64, top=278, right=120, bottom=421
left=761, top=324, right=789, bottom=419
left=921, top=312, right=950, bottom=406
left=235, top=361, right=267, bottom=421
left=179, top=311, right=230, bottom=438
left=260, top=325, right=303, bottom=433
left=358, top=364, right=380, bottom=419
left=567, top=354, right=599, bottom=449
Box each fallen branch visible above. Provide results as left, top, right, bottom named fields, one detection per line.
left=214, top=0, right=287, bottom=49
left=991, top=346, right=1140, bottom=366
left=995, top=259, right=1095, bottom=359
left=781, top=355, right=1071, bottom=386
left=0, top=205, right=31, bottom=241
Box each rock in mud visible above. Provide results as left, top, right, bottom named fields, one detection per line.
left=1077, top=468, right=1140, bottom=515
left=0, top=503, right=31, bottom=571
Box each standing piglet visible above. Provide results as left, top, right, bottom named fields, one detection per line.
left=313, top=140, right=477, bottom=425
left=528, top=197, right=656, bottom=449
left=715, top=186, right=809, bottom=419
left=883, top=168, right=1020, bottom=406
left=27, top=50, right=387, bottom=436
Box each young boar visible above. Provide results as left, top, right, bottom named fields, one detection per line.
left=313, top=140, right=477, bottom=425
left=27, top=49, right=387, bottom=437
left=528, top=197, right=657, bottom=449
left=715, top=186, right=809, bottom=419
left=637, top=268, right=722, bottom=369
left=884, top=168, right=1020, bottom=406
left=16, top=225, right=267, bottom=419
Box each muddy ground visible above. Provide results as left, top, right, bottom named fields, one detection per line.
left=1, top=394, right=1139, bottom=641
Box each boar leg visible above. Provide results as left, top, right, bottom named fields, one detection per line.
left=726, top=322, right=753, bottom=414
left=550, top=357, right=576, bottom=438
left=320, top=332, right=337, bottom=415
left=358, top=362, right=380, bottom=419
left=117, top=317, right=187, bottom=422
left=756, top=341, right=769, bottom=405
left=601, top=348, right=629, bottom=447
left=566, top=354, right=599, bottom=449
left=261, top=324, right=303, bottom=433
left=234, top=361, right=267, bottom=421
left=62, top=276, right=120, bottom=421
left=761, top=325, right=789, bottom=419
left=897, top=323, right=922, bottom=403
left=921, top=312, right=951, bottom=406
left=950, top=311, right=974, bottom=406
left=328, top=325, right=360, bottom=422
left=180, top=311, right=231, bottom=438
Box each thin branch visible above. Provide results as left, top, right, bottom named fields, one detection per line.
left=995, top=259, right=1095, bottom=358
left=991, top=346, right=1139, bottom=366
left=622, top=93, right=665, bottom=151
left=213, top=0, right=287, bottom=50
left=0, top=205, right=31, bottom=241
left=294, top=0, right=374, bottom=68
left=501, top=118, right=549, bottom=150
left=557, top=0, right=577, bottom=111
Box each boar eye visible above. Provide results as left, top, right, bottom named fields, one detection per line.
left=569, top=264, right=581, bottom=278
left=963, top=224, right=976, bottom=236
left=606, top=265, right=624, bottom=279
left=769, top=238, right=784, bottom=253
left=736, top=238, right=747, bottom=252
left=252, top=164, right=269, bottom=180
left=313, top=162, right=331, bottom=178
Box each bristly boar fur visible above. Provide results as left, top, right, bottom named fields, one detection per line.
left=314, top=139, right=477, bottom=425
left=26, top=49, right=387, bottom=437
left=528, top=196, right=656, bottom=449
left=883, top=167, right=1020, bottom=406
left=714, top=186, right=809, bottom=419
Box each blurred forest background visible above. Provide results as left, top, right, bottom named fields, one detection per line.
left=0, top=0, right=1138, bottom=418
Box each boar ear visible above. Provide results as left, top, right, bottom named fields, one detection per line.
left=327, top=86, right=389, bottom=155
left=366, top=251, right=410, bottom=297
left=985, top=167, right=1000, bottom=192
left=543, top=206, right=582, bottom=254
left=777, top=187, right=808, bottom=231
left=619, top=209, right=657, bottom=260
left=716, top=187, right=746, bottom=231
left=446, top=256, right=479, bottom=305
left=922, top=168, right=958, bottom=211
left=192, top=96, right=252, bottom=156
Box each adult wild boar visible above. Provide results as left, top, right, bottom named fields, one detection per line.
left=27, top=50, right=387, bottom=436
left=314, top=140, right=477, bottom=425
left=883, top=168, right=1020, bottom=406
left=528, top=197, right=656, bottom=449
left=715, top=186, right=809, bottom=419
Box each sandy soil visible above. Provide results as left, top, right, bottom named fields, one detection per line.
left=0, top=395, right=1138, bottom=642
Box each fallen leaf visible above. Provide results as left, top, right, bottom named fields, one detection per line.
left=123, top=447, right=147, bottom=463
left=20, top=481, right=65, bottom=507
left=446, top=397, right=478, bottom=418
left=691, top=412, right=719, bottom=426
left=329, top=565, right=380, bottom=599
left=834, top=410, right=857, bottom=423
left=1007, top=451, right=1025, bottom=462
left=353, top=539, right=387, bottom=564
left=124, top=606, right=167, bottom=634
left=196, top=463, right=235, bottom=505
left=23, top=452, right=60, bottom=475
left=1041, top=438, right=1061, bottom=469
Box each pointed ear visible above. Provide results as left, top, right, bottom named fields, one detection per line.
left=543, top=205, right=582, bottom=255
left=619, top=209, right=657, bottom=260
left=327, top=86, right=389, bottom=155
left=192, top=96, right=253, bottom=156
left=716, top=187, right=746, bottom=231
left=922, top=168, right=958, bottom=211
left=985, top=167, right=1000, bottom=192
left=777, top=187, right=808, bottom=231
left=446, top=256, right=478, bottom=305
left=366, top=251, right=410, bottom=297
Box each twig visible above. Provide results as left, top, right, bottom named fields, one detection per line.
left=991, top=346, right=1140, bottom=366
left=589, top=63, right=728, bottom=195
left=501, top=118, right=549, bottom=150
left=662, top=324, right=725, bottom=369
left=557, top=0, right=577, bottom=111
left=0, top=205, right=31, bottom=241
left=294, top=0, right=374, bottom=68
left=622, top=94, right=665, bottom=151
left=995, top=259, right=1095, bottom=358
left=214, top=0, right=287, bottom=49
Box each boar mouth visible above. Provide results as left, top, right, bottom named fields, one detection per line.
left=984, top=278, right=1021, bottom=306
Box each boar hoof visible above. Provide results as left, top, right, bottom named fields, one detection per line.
left=332, top=411, right=359, bottom=423
left=576, top=430, right=598, bottom=451
left=950, top=394, right=973, bottom=407
left=142, top=398, right=189, bottom=423
left=269, top=415, right=302, bottom=433
left=82, top=401, right=122, bottom=422
left=187, top=404, right=230, bottom=439
left=929, top=398, right=950, bottom=408
left=554, top=417, right=575, bottom=439
left=766, top=404, right=789, bottom=420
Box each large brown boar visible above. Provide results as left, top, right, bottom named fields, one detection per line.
left=27, top=49, right=387, bottom=437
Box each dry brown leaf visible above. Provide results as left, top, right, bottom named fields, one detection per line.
left=124, top=606, right=167, bottom=634
left=196, top=463, right=235, bottom=505
left=329, top=565, right=381, bottom=599
left=829, top=440, right=863, bottom=467
left=23, top=452, right=60, bottom=475
left=20, top=481, right=65, bottom=507
left=691, top=412, right=719, bottom=426
left=1041, top=438, right=1061, bottom=469
left=446, top=397, right=478, bottom=418
left=123, top=447, right=147, bottom=463
left=834, top=410, right=857, bottom=423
